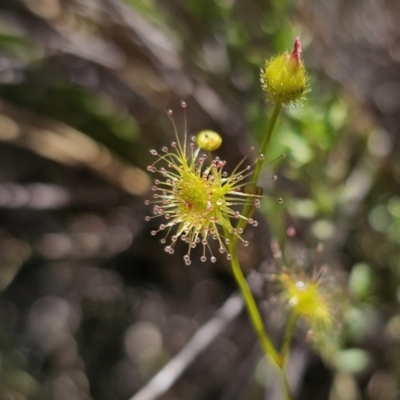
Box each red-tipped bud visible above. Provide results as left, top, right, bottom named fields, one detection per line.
left=260, top=37, right=309, bottom=106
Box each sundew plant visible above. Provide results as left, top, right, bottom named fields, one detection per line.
left=146, top=109, right=262, bottom=264
left=146, top=37, right=344, bottom=400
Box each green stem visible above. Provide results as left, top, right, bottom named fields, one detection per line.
left=225, top=101, right=283, bottom=364
left=236, top=102, right=282, bottom=234
left=228, top=241, right=282, bottom=367
left=228, top=242, right=294, bottom=400
left=253, top=102, right=282, bottom=184
left=280, top=369, right=292, bottom=400
left=225, top=101, right=291, bottom=396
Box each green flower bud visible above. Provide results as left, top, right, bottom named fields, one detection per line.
left=196, top=130, right=222, bottom=151
left=260, top=37, right=309, bottom=106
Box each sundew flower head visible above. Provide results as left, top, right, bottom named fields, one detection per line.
left=145, top=102, right=262, bottom=265
left=280, top=262, right=346, bottom=359
left=269, top=241, right=346, bottom=360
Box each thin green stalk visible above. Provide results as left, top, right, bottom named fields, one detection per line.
left=225, top=101, right=293, bottom=397
left=236, top=102, right=282, bottom=234
left=228, top=240, right=293, bottom=400
left=225, top=101, right=283, bottom=365
left=280, top=369, right=292, bottom=400
left=228, top=240, right=282, bottom=367
left=253, top=102, right=282, bottom=184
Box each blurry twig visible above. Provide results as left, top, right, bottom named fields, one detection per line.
left=129, top=292, right=243, bottom=400
left=0, top=100, right=150, bottom=196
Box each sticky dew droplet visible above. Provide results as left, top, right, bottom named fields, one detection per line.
left=286, top=227, right=296, bottom=237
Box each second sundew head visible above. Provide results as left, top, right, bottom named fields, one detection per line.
left=278, top=262, right=347, bottom=360
left=145, top=104, right=262, bottom=265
